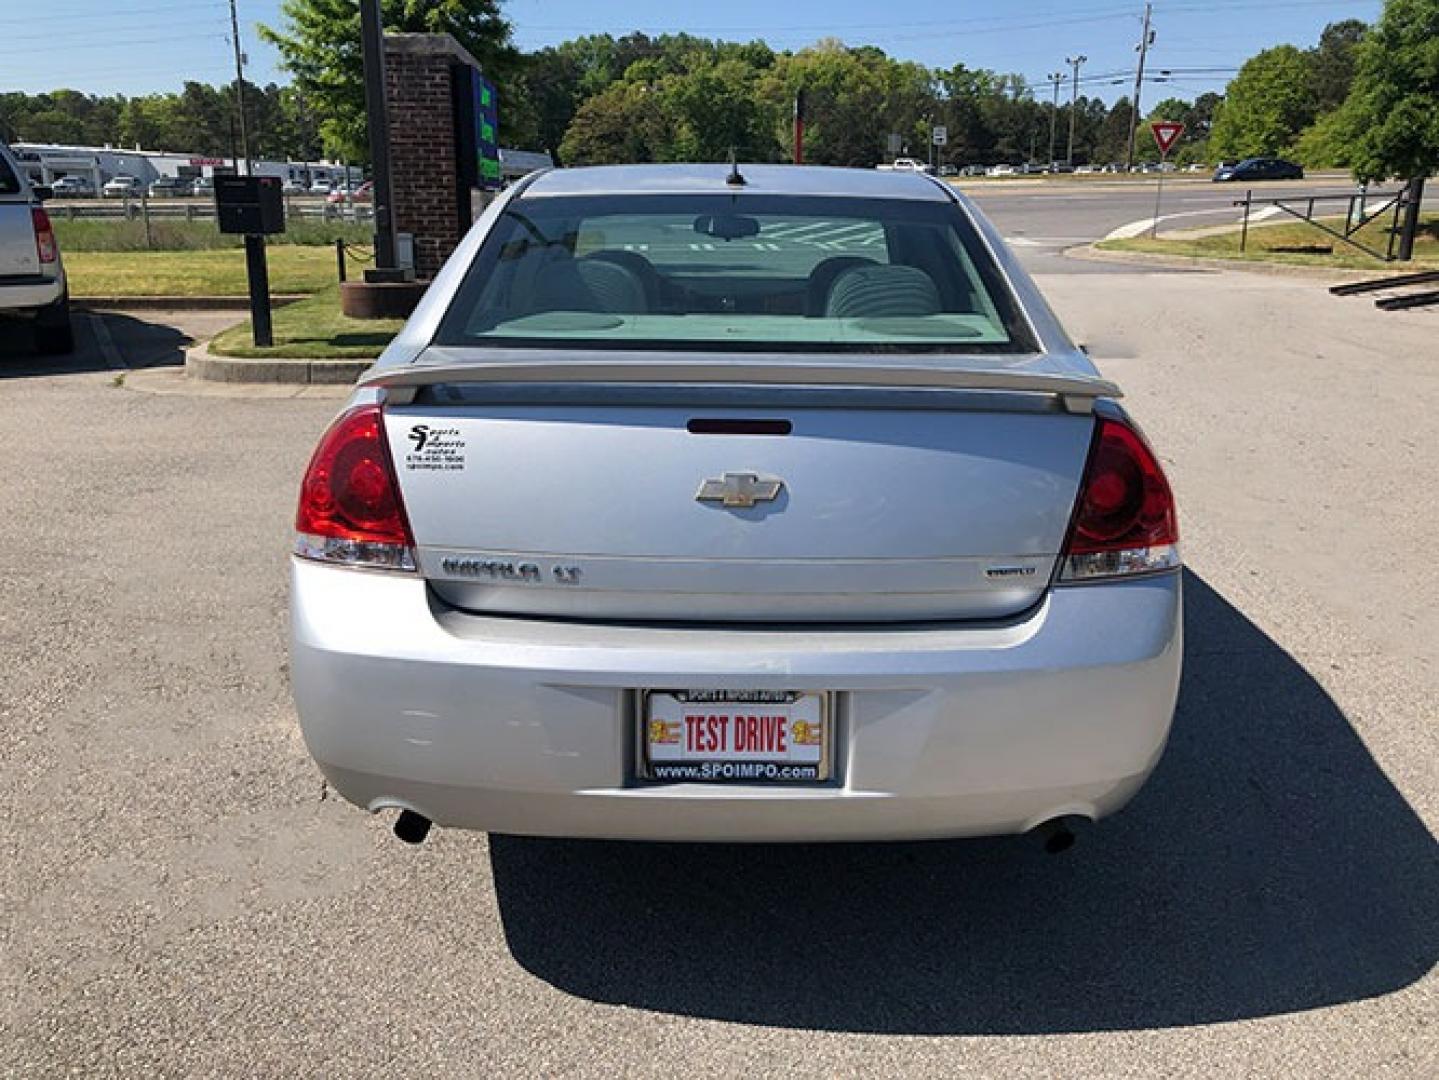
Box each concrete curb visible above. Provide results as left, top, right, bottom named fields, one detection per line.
left=74, top=295, right=308, bottom=312
left=1064, top=244, right=1385, bottom=283
left=121, top=365, right=352, bottom=399
left=186, top=340, right=372, bottom=385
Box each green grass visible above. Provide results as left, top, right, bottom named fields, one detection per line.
left=52, top=216, right=372, bottom=252
left=1097, top=212, right=1439, bottom=271
left=64, top=245, right=372, bottom=297
left=208, top=286, right=402, bottom=359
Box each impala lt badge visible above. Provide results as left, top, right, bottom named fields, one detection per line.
left=696, top=472, right=785, bottom=509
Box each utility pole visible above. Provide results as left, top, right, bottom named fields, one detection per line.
left=1065, top=55, right=1087, bottom=166
left=227, top=0, right=251, bottom=174
left=1125, top=2, right=1154, bottom=172
left=1047, top=72, right=1064, bottom=166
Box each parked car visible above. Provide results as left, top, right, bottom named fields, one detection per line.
left=327, top=180, right=373, bottom=205
left=49, top=175, right=95, bottom=198
left=876, top=158, right=935, bottom=175
left=190, top=176, right=215, bottom=197
left=308, top=179, right=333, bottom=194
left=282, top=178, right=309, bottom=195
left=960, top=164, right=986, bottom=177
left=101, top=175, right=144, bottom=198
left=290, top=163, right=1182, bottom=848
left=147, top=175, right=189, bottom=198
left=1213, top=157, right=1305, bottom=182
left=1075, top=164, right=1097, bottom=175
left=0, top=142, right=72, bottom=354
left=986, top=163, right=1016, bottom=177
left=938, top=164, right=957, bottom=177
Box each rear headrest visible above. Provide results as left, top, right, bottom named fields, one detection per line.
left=825, top=265, right=941, bottom=318
left=532, top=258, right=647, bottom=314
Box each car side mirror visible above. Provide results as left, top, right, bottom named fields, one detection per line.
left=33, top=185, right=52, bottom=202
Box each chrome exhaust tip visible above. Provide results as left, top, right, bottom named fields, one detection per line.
left=1034, top=816, right=1081, bottom=854
left=393, top=809, right=432, bottom=845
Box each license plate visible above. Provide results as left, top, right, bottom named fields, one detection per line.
left=641, top=690, right=832, bottom=783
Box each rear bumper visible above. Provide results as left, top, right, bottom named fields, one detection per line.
left=291, top=560, right=1182, bottom=841
left=0, top=272, right=64, bottom=313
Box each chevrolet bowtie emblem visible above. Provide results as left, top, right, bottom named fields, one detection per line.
left=696, top=472, right=785, bottom=509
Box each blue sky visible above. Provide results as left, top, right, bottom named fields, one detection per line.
left=3, top=0, right=1382, bottom=104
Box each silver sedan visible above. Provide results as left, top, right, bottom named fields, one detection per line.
left=290, top=164, right=1182, bottom=847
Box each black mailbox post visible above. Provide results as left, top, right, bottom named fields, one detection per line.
left=215, top=175, right=285, bottom=347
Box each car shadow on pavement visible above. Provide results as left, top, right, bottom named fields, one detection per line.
left=490, top=569, right=1438, bottom=1035
left=0, top=310, right=190, bottom=379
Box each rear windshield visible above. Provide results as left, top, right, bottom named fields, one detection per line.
left=435, top=193, right=1035, bottom=353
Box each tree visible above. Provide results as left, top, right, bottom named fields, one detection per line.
left=1092, top=97, right=1137, bottom=165
left=1308, top=19, right=1367, bottom=113
left=1339, top=0, right=1439, bottom=184
left=664, top=58, right=780, bottom=162
left=1209, top=45, right=1316, bottom=159
left=558, top=81, right=671, bottom=165
left=762, top=42, right=889, bottom=166
left=260, top=0, right=520, bottom=161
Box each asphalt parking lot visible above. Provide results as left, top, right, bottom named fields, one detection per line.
left=0, top=260, right=1435, bottom=1076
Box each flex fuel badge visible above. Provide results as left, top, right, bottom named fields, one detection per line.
left=404, top=424, right=465, bottom=471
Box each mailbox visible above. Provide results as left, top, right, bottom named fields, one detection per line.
left=214, top=175, right=285, bottom=235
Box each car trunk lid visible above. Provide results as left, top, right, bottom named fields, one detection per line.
left=372, top=351, right=1111, bottom=623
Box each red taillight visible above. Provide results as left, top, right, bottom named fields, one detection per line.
left=1060, top=416, right=1179, bottom=581
left=32, top=208, right=57, bottom=264
left=294, top=405, right=415, bottom=570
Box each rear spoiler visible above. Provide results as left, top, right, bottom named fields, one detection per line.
left=364, top=352, right=1121, bottom=414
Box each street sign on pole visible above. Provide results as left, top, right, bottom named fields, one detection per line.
left=1147, top=122, right=1185, bottom=238
left=932, top=125, right=947, bottom=146
left=1150, top=121, right=1184, bottom=158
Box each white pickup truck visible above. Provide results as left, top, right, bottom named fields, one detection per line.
left=0, top=142, right=72, bottom=354
left=874, top=158, right=935, bottom=175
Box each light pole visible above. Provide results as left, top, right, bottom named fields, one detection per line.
left=1047, top=72, right=1064, bottom=167
left=1065, top=55, right=1087, bottom=166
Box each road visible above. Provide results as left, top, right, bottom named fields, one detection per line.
left=964, top=175, right=1438, bottom=273
left=1, top=203, right=1436, bottom=1077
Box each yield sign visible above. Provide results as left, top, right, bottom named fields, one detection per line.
left=1151, top=121, right=1185, bottom=157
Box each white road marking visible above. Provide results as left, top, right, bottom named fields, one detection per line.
left=1005, top=236, right=1096, bottom=247
left=1103, top=205, right=1284, bottom=240
left=88, top=313, right=126, bottom=370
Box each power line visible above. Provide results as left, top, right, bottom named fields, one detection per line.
left=518, top=4, right=1141, bottom=34
left=0, top=19, right=232, bottom=45
left=0, top=0, right=226, bottom=25
left=0, top=33, right=227, bottom=55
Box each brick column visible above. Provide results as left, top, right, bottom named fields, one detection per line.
left=382, top=33, right=480, bottom=279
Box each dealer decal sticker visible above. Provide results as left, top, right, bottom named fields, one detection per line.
left=405, top=424, right=465, bottom=471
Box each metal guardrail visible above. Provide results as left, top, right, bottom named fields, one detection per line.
left=1233, top=186, right=1408, bottom=261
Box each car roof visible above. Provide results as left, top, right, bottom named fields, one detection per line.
left=521, top=163, right=954, bottom=202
